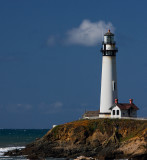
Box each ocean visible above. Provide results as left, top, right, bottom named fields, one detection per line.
left=0, top=129, right=51, bottom=160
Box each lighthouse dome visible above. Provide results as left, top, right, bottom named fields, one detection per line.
left=104, top=29, right=114, bottom=36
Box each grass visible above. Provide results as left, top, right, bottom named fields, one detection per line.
left=50, top=119, right=147, bottom=143
left=51, top=125, right=61, bottom=138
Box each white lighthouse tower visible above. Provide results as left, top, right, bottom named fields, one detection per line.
left=99, top=30, right=118, bottom=118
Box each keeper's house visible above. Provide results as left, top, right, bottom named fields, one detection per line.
left=109, top=99, right=139, bottom=118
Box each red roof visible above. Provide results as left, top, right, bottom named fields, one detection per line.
left=116, top=103, right=139, bottom=110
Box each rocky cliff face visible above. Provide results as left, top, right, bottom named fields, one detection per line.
left=6, top=119, right=147, bottom=159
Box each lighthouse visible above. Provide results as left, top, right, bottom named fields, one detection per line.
left=82, top=29, right=139, bottom=119
left=99, top=30, right=118, bottom=118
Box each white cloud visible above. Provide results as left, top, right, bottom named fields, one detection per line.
left=46, top=20, right=115, bottom=47
left=64, top=20, right=115, bottom=46
left=16, top=104, right=32, bottom=110
left=24, top=104, right=32, bottom=110
left=50, top=101, right=63, bottom=109
left=38, top=101, right=63, bottom=114
left=2, top=103, right=33, bottom=113
left=47, top=36, right=56, bottom=46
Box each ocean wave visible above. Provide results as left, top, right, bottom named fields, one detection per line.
left=0, top=146, right=25, bottom=156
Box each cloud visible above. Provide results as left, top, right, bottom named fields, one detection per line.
left=47, top=35, right=56, bottom=46
left=46, top=20, right=115, bottom=47
left=50, top=101, right=63, bottom=109
left=0, top=101, right=63, bottom=114
left=17, top=104, right=32, bottom=110
left=0, top=103, right=33, bottom=113
left=0, top=56, right=23, bottom=62
left=64, top=20, right=115, bottom=46
left=38, top=101, right=63, bottom=114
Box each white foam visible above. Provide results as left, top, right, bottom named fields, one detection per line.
left=0, top=146, right=25, bottom=156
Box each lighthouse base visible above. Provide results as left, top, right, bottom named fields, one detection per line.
left=99, top=112, right=111, bottom=118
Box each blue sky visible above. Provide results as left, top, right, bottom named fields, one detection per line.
left=0, top=0, right=146, bottom=128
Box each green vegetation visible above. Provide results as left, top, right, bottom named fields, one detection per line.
left=49, top=118, right=147, bottom=144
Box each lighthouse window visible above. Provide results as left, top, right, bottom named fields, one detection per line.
left=113, top=81, right=116, bottom=91
left=117, top=110, right=119, bottom=115
left=113, top=110, right=115, bottom=115
left=110, top=36, right=114, bottom=43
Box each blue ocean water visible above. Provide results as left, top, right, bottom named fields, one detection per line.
left=0, top=129, right=49, bottom=159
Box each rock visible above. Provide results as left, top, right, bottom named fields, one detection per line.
left=5, top=119, right=147, bottom=159
left=74, top=155, right=95, bottom=160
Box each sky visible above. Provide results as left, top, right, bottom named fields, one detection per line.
left=0, top=0, right=147, bottom=129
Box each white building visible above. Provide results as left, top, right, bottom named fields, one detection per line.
left=82, top=111, right=99, bottom=119
left=98, top=30, right=139, bottom=118
left=109, top=99, right=139, bottom=118
left=99, top=30, right=118, bottom=118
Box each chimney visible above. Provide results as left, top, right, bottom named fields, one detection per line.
left=129, top=99, right=133, bottom=104
left=115, top=99, right=118, bottom=104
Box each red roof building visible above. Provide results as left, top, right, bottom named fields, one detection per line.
left=109, top=99, right=139, bottom=118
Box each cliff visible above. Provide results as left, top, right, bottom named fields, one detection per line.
left=6, top=119, right=147, bottom=159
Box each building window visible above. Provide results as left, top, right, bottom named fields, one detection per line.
left=117, top=110, right=119, bottom=115
left=113, top=110, right=115, bottom=115
left=112, top=81, right=116, bottom=91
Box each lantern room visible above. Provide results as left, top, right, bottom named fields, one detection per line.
left=104, top=29, right=114, bottom=44
left=101, top=29, right=118, bottom=56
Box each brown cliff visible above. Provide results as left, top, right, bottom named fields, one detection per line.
left=6, top=119, right=147, bottom=159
